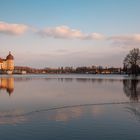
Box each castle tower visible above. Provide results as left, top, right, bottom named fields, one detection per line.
left=6, top=52, right=14, bottom=73
left=6, top=77, right=14, bottom=96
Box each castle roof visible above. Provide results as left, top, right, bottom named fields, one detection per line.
left=6, top=52, right=14, bottom=60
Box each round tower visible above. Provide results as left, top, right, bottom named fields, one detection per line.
left=6, top=52, right=14, bottom=71
left=7, top=77, right=14, bottom=96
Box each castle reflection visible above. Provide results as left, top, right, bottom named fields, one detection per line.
left=0, top=77, right=14, bottom=96
left=0, top=76, right=139, bottom=102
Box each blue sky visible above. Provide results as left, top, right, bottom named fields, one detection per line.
left=0, top=0, right=140, bottom=68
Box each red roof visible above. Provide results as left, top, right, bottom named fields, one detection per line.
left=6, top=52, right=14, bottom=60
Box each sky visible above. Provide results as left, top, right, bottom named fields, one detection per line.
left=0, top=0, right=140, bottom=68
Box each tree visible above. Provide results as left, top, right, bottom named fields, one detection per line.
left=123, top=48, right=140, bottom=76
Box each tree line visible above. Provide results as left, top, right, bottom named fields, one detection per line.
left=123, top=48, right=140, bottom=76
left=14, top=48, right=140, bottom=75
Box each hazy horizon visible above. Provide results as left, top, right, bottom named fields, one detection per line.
left=0, top=0, right=140, bottom=68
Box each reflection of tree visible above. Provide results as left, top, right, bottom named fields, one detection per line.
left=123, top=79, right=140, bottom=101
left=126, top=105, right=140, bottom=121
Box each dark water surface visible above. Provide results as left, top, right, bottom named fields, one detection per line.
left=0, top=74, right=140, bottom=140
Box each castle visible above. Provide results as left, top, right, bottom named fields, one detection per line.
left=0, top=52, right=14, bottom=74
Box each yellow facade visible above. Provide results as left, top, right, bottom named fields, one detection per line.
left=0, top=52, right=14, bottom=74
left=6, top=60, right=14, bottom=71
left=1, top=61, right=7, bottom=70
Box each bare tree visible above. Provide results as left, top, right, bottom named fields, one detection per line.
left=123, top=48, right=140, bottom=76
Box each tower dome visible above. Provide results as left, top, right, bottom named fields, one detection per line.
left=6, top=52, right=14, bottom=60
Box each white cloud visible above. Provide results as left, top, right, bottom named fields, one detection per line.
left=108, top=34, right=140, bottom=48
left=0, top=21, right=29, bottom=35
left=0, top=22, right=104, bottom=40
left=108, top=34, right=140, bottom=42
left=38, top=25, right=104, bottom=40
left=87, top=33, right=105, bottom=40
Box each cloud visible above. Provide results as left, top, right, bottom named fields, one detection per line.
left=0, top=21, right=29, bottom=35
left=1, top=21, right=140, bottom=49
left=38, top=25, right=104, bottom=40
left=108, top=34, right=140, bottom=48
left=108, top=34, right=140, bottom=42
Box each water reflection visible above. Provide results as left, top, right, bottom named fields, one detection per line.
left=44, top=77, right=122, bottom=83
left=0, top=76, right=140, bottom=102
left=122, top=79, right=140, bottom=122
left=0, top=77, right=14, bottom=96
left=47, top=106, right=103, bottom=122
left=126, top=104, right=140, bottom=122
left=123, top=79, right=140, bottom=101
left=0, top=105, right=103, bottom=124
left=0, top=75, right=140, bottom=140
left=0, top=110, right=26, bottom=124
left=0, top=75, right=139, bottom=125
left=48, top=107, right=83, bottom=121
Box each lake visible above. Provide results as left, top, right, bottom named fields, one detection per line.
left=0, top=74, right=140, bottom=140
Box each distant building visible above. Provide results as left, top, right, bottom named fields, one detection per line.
left=0, top=52, right=14, bottom=74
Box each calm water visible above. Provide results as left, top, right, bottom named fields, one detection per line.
left=0, top=74, right=140, bottom=140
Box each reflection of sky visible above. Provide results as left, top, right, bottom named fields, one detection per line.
left=0, top=110, right=26, bottom=124
left=0, top=75, right=140, bottom=139
left=0, top=75, right=139, bottom=123
left=0, top=75, right=131, bottom=113
left=1, top=104, right=140, bottom=140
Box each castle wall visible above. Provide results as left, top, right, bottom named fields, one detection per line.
left=1, top=61, right=7, bottom=70
left=0, top=63, right=2, bottom=70
left=6, top=60, right=14, bottom=71
left=0, top=52, right=14, bottom=74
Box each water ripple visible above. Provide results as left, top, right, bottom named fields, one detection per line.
left=0, top=101, right=140, bottom=118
